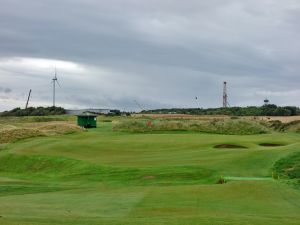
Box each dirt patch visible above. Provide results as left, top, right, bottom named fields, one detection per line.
left=214, top=144, right=247, bottom=149
left=259, top=143, right=286, bottom=147
left=142, top=175, right=156, bottom=180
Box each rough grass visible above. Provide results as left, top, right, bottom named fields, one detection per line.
left=113, top=119, right=269, bottom=135
left=0, top=123, right=84, bottom=144
left=273, top=151, right=300, bottom=187
left=0, top=129, right=45, bottom=144
left=0, top=115, right=74, bottom=124
left=0, top=124, right=18, bottom=131
left=269, top=120, right=300, bottom=132
left=38, top=123, right=84, bottom=135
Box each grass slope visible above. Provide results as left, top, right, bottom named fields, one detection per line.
left=274, top=151, right=300, bottom=187
left=0, top=119, right=299, bottom=225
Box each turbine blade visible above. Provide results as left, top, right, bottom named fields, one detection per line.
left=55, top=67, right=57, bottom=79
left=56, top=79, right=61, bottom=87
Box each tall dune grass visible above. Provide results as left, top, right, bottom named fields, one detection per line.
left=0, top=123, right=84, bottom=144
left=113, top=119, right=269, bottom=135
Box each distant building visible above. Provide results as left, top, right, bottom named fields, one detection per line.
left=66, top=108, right=120, bottom=115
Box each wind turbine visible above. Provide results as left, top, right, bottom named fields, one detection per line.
left=133, top=100, right=145, bottom=112
left=52, top=68, right=61, bottom=107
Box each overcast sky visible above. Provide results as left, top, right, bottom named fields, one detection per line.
left=0, top=0, right=299, bottom=111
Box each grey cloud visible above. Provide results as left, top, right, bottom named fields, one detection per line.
left=0, top=0, right=300, bottom=111
left=4, top=88, right=12, bottom=93
left=0, top=87, right=12, bottom=93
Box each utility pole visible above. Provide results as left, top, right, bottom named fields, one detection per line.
left=223, top=81, right=228, bottom=108
left=25, top=89, right=32, bottom=109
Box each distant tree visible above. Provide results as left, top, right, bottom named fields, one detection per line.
left=0, top=106, right=66, bottom=117
left=143, top=104, right=300, bottom=116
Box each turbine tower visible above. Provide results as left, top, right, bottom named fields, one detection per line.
left=223, top=81, right=228, bottom=108
left=52, top=68, right=61, bottom=107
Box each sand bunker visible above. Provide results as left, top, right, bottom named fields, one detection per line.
left=214, top=144, right=247, bottom=149
left=259, top=143, right=286, bottom=147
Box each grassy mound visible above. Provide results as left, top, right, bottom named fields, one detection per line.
left=113, top=119, right=268, bottom=135
left=38, top=123, right=84, bottom=135
left=0, top=154, right=93, bottom=176
left=0, top=129, right=44, bottom=144
left=273, top=151, right=300, bottom=187
left=0, top=123, right=83, bottom=144
left=0, top=154, right=217, bottom=185
left=269, top=120, right=300, bottom=132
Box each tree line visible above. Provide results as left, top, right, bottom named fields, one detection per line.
left=142, top=104, right=300, bottom=116
left=0, top=107, right=66, bottom=117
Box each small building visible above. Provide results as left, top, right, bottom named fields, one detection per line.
left=77, top=112, right=97, bottom=128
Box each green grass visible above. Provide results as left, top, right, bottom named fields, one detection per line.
left=273, top=151, right=300, bottom=187
left=0, top=118, right=300, bottom=224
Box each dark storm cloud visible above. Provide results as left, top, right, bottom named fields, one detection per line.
left=0, top=0, right=300, bottom=111
left=0, top=87, right=12, bottom=93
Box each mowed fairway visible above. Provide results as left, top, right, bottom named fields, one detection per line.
left=0, top=121, right=300, bottom=225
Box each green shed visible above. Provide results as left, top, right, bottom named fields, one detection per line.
left=77, top=113, right=97, bottom=128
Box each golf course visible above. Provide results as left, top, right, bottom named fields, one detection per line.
left=0, top=116, right=300, bottom=225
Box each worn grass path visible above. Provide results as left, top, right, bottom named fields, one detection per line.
left=0, top=122, right=300, bottom=225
